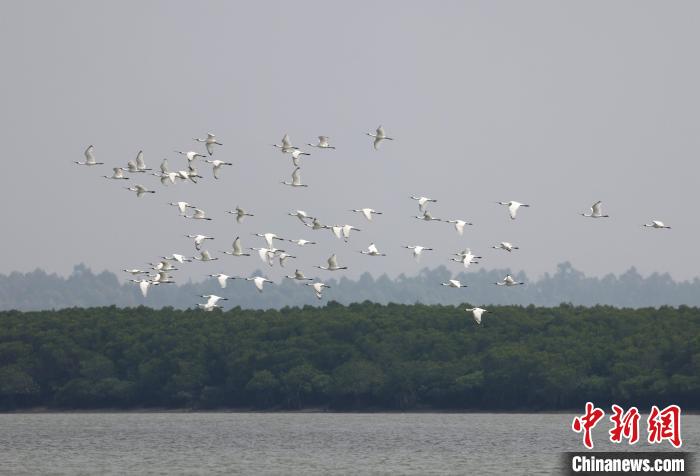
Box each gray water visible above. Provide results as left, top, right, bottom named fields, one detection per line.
left=0, top=413, right=696, bottom=475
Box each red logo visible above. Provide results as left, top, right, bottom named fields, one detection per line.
left=573, top=403, right=682, bottom=449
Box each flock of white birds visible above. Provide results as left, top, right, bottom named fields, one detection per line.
left=75, top=126, right=671, bottom=324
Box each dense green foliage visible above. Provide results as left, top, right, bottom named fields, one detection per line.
left=0, top=303, right=698, bottom=411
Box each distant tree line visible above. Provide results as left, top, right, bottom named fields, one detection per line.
left=2, top=262, right=700, bottom=311
left=0, top=303, right=698, bottom=411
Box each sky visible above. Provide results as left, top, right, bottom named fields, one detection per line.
left=1, top=1, right=699, bottom=285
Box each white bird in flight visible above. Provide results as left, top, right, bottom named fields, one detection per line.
left=185, top=209, right=212, bottom=221
left=281, top=167, right=308, bottom=187
left=198, top=294, right=228, bottom=311
left=366, top=125, right=394, bottom=150
left=169, top=201, right=196, bottom=216
left=273, top=134, right=298, bottom=153
left=278, top=252, right=296, bottom=267
left=351, top=208, right=383, bottom=221
left=643, top=220, right=671, bottom=229
left=414, top=211, right=441, bottom=222
left=445, top=219, right=472, bottom=235
left=287, top=238, right=317, bottom=246
left=410, top=196, right=437, bottom=212
left=290, top=149, right=310, bottom=167
left=465, top=307, right=488, bottom=325
left=125, top=184, right=155, bottom=197
left=495, top=274, right=525, bottom=286
left=441, top=279, right=467, bottom=288
left=221, top=237, right=250, bottom=256
left=193, top=133, right=223, bottom=156
left=316, top=254, right=348, bottom=271
left=360, top=243, right=386, bottom=256
left=162, top=253, right=191, bottom=264
left=209, top=273, right=234, bottom=289
left=451, top=249, right=481, bottom=269
left=493, top=242, right=519, bottom=252
left=307, top=136, right=335, bottom=149
left=286, top=269, right=313, bottom=281
left=403, top=245, right=433, bottom=261
left=254, top=232, right=286, bottom=249
left=498, top=201, right=530, bottom=220
left=288, top=210, right=313, bottom=224
left=123, top=268, right=148, bottom=275
left=103, top=167, right=129, bottom=180
left=175, top=150, right=206, bottom=163
left=227, top=206, right=254, bottom=224
left=582, top=201, right=609, bottom=218
left=306, top=282, right=331, bottom=299
left=75, top=145, right=103, bottom=166
left=237, top=276, right=273, bottom=292
left=130, top=279, right=153, bottom=298
left=186, top=234, right=214, bottom=251
left=204, top=159, right=233, bottom=179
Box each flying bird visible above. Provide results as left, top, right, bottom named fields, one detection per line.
left=498, top=201, right=530, bottom=220
left=351, top=208, right=383, bottom=221
left=307, top=136, right=335, bottom=149
left=643, top=220, right=671, bottom=229
left=492, top=242, right=519, bottom=252
left=410, top=196, right=437, bottom=212
left=221, top=237, right=250, bottom=257
left=465, top=307, right=488, bottom=325
left=582, top=201, right=609, bottom=218
left=315, top=254, right=348, bottom=271
left=360, top=243, right=386, bottom=257
left=204, top=159, right=233, bottom=179
left=75, top=145, right=103, bottom=166
left=495, top=275, right=525, bottom=286
left=194, top=133, right=223, bottom=155
left=445, top=219, right=472, bottom=235
left=366, top=125, right=394, bottom=150
left=281, top=167, right=308, bottom=187
left=227, top=207, right=254, bottom=224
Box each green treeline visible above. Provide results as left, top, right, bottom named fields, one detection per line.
left=0, top=303, right=698, bottom=411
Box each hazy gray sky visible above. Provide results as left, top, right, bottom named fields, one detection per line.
left=2, top=1, right=699, bottom=284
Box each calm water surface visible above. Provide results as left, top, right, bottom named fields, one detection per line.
left=0, top=413, right=696, bottom=475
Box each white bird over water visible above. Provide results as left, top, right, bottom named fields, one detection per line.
left=498, top=201, right=530, bottom=220
left=125, top=184, right=155, bottom=197
left=410, top=196, right=437, bottom=212
left=75, top=145, right=104, bottom=166
left=403, top=245, right=433, bottom=261
left=351, top=208, right=383, bottom=221
left=307, top=136, right=335, bottom=149
left=209, top=273, right=234, bottom=289
left=186, top=234, right=214, bottom=251
left=582, top=201, right=609, bottom=218
left=445, top=219, right=473, bottom=235
left=441, top=279, right=467, bottom=289
left=221, top=237, right=250, bottom=257
left=104, top=167, right=129, bottom=180
left=316, top=254, right=348, bottom=271
left=644, top=220, right=671, bottom=229
left=185, top=208, right=212, bottom=221
left=366, top=125, right=394, bottom=150
left=204, top=159, right=233, bottom=179
left=360, top=243, right=386, bottom=256
left=175, top=150, right=206, bottom=163
left=169, top=201, right=196, bottom=215
left=282, top=167, right=308, bottom=187
left=495, top=274, right=525, bottom=286
left=227, top=206, right=254, bottom=224
left=306, top=282, right=331, bottom=299
left=493, top=242, right=519, bottom=252
left=194, top=133, right=223, bottom=156
left=290, top=149, right=310, bottom=167
left=286, top=269, right=313, bottom=281
left=273, top=134, right=298, bottom=153
left=466, top=307, right=488, bottom=325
